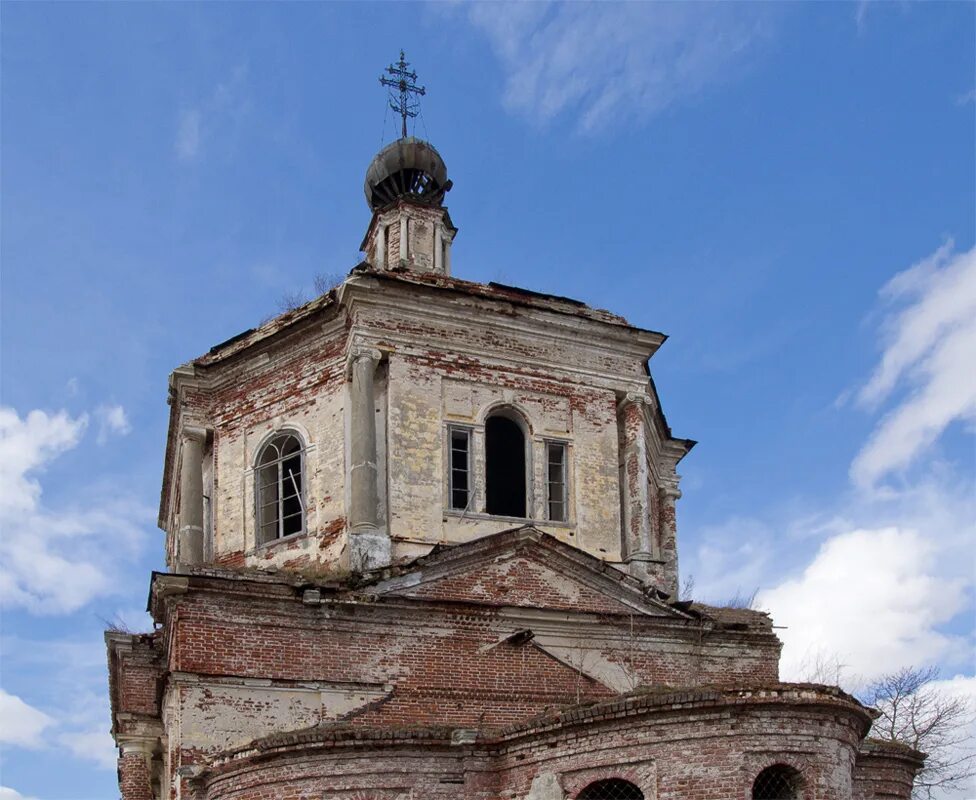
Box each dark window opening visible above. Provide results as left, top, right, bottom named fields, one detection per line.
left=485, top=414, right=526, bottom=517
left=578, top=779, right=644, bottom=800
left=257, top=433, right=305, bottom=544
left=449, top=428, right=471, bottom=510
left=547, top=441, right=567, bottom=521
left=753, top=766, right=801, bottom=800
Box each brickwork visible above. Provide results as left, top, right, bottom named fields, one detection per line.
left=190, top=686, right=884, bottom=800
left=158, top=267, right=690, bottom=593
left=109, top=141, right=924, bottom=799
left=853, top=740, right=926, bottom=800
left=118, top=752, right=154, bottom=800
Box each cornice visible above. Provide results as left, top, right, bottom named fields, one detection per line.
left=342, top=280, right=665, bottom=359
left=196, top=682, right=873, bottom=782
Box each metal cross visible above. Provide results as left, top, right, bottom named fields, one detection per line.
left=380, top=50, right=426, bottom=140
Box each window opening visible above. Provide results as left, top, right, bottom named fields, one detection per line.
left=546, top=441, right=567, bottom=521
left=578, top=779, right=644, bottom=800
left=485, top=413, right=526, bottom=517
left=752, top=766, right=801, bottom=800
left=257, top=433, right=305, bottom=544
left=449, top=427, right=471, bottom=510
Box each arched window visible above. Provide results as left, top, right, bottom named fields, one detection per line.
left=485, top=411, right=526, bottom=518
left=578, top=779, right=643, bottom=800
left=752, top=765, right=801, bottom=799
left=256, top=432, right=305, bottom=544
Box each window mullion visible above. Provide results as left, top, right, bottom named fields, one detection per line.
left=277, top=458, right=284, bottom=540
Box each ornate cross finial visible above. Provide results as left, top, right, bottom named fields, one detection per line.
left=380, top=50, right=426, bottom=140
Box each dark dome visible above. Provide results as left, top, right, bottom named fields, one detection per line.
left=364, top=137, right=450, bottom=211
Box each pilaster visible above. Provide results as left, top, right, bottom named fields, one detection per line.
left=619, top=394, right=653, bottom=571
left=347, top=345, right=390, bottom=572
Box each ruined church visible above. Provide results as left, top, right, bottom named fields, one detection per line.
left=106, top=56, right=924, bottom=800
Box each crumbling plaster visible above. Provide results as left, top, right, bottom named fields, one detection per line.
left=161, top=271, right=690, bottom=590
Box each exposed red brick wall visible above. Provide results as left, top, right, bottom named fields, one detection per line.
left=199, top=690, right=875, bottom=800
left=118, top=752, right=153, bottom=800
left=402, top=555, right=639, bottom=615
left=854, top=742, right=925, bottom=800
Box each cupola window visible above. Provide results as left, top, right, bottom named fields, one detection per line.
left=256, top=432, right=305, bottom=544
left=752, top=765, right=801, bottom=799
left=485, top=411, right=526, bottom=518
left=578, top=779, right=643, bottom=800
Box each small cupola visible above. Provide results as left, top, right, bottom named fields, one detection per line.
left=364, top=136, right=451, bottom=211
left=360, top=52, right=457, bottom=276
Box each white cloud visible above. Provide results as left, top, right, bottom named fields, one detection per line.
left=2, top=635, right=125, bottom=770
left=59, top=728, right=117, bottom=770
left=175, top=109, right=201, bottom=161
left=930, top=673, right=976, bottom=705
left=0, top=788, right=42, bottom=800
left=688, top=468, right=974, bottom=691
left=851, top=241, right=976, bottom=489
left=0, top=406, right=151, bottom=614
left=460, top=2, right=773, bottom=133
left=0, top=408, right=87, bottom=516
left=0, top=688, right=54, bottom=748
left=758, top=526, right=968, bottom=683
left=95, top=404, right=131, bottom=445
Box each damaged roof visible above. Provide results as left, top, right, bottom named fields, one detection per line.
left=190, top=264, right=664, bottom=369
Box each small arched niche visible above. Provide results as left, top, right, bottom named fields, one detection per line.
left=752, top=765, right=802, bottom=800
left=484, top=407, right=528, bottom=518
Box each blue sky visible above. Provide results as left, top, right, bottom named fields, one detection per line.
left=1, top=2, right=973, bottom=798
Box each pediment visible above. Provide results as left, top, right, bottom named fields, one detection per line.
left=370, top=527, right=688, bottom=619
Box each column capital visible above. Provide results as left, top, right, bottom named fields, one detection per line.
left=117, top=732, right=160, bottom=758
left=181, top=425, right=207, bottom=444
left=347, top=345, right=382, bottom=378
left=659, top=485, right=682, bottom=500
left=620, top=392, right=655, bottom=414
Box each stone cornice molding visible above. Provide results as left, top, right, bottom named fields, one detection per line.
left=348, top=329, right=651, bottom=396
left=340, top=281, right=665, bottom=359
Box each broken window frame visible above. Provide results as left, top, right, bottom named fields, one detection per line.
left=545, top=439, right=569, bottom=522
left=447, top=425, right=473, bottom=512
left=255, top=431, right=306, bottom=545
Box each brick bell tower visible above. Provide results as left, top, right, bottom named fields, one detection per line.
left=105, top=52, right=925, bottom=800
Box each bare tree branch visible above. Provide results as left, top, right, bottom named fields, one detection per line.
left=276, top=289, right=309, bottom=313
left=312, top=271, right=344, bottom=296
left=860, top=666, right=976, bottom=800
